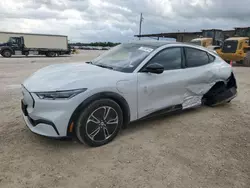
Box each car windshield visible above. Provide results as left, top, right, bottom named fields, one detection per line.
left=91, top=43, right=156, bottom=72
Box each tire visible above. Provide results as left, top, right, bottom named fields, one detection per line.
left=1, top=50, right=12, bottom=58
left=24, top=51, right=29, bottom=57
left=46, top=52, right=56, bottom=57
left=75, top=99, right=123, bottom=147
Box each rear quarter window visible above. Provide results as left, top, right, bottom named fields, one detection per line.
left=208, top=53, right=215, bottom=62
left=185, top=47, right=211, bottom=68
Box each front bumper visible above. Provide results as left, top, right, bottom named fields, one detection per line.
left=22, top=112, right=60, bottom=137
left=21, top=86, right=81, bottom=138
left=21, top=99, right=65, bottom=138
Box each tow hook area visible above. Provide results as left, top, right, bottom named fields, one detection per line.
left=203, top=73, right=237, bottom=106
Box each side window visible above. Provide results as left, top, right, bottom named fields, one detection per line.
left=208, top=53, right=215, bottom=62
left=10, top=38, right=17, bottom=43
left=147, top=48, right=182, bottom=70
left=16, top=38, right=21, bottom=45
left=185, top=47, right=209, bottom=67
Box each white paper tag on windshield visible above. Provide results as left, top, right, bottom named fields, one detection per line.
left=138, top=46, right=153, bottom=53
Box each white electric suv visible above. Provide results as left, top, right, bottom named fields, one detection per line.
left=21, top=41, right=237, bottom=147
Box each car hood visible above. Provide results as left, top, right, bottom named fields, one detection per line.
left=23, top=62, right=121, bottom=92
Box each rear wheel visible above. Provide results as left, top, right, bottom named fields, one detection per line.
left=46, top=51, right=56, bottom=57
left=1, top=50, right=12, bottom=58
left=75, top=99, right=123, bottom=147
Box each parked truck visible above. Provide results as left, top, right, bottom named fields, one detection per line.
left=0, top=31, right=71, bottom=57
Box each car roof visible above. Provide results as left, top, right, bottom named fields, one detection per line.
left=127, top=40, right=177, bottom=47
left=126, top=40, right=217, bottom=55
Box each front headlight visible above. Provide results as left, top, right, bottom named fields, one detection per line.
left=35, top=88, right=87, bottom=100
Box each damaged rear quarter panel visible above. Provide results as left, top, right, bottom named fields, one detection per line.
left=182, top=59, right=232, bottom=109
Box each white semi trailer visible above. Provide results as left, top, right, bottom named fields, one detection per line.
left=0, top=31, right=71, bottom=57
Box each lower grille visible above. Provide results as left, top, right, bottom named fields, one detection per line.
left=21, top=100, right=28, bottom=116
left=27, top=116, right=36, bottom=127
left=222, top=40, right=238, bottom=53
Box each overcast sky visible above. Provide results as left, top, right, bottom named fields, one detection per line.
left=0, top=0, right=249, bottom=42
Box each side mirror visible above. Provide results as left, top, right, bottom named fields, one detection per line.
left=142, top=63, right=164, bottom=74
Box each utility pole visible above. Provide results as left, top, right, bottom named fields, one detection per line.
left=139, top=13, right=144, bottom=40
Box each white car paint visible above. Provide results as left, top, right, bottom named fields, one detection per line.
left=21, top=42, right=233, bottom=138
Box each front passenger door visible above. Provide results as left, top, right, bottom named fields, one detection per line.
left=137, top=47, right=186, bottom=118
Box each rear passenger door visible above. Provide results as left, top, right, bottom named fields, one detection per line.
left=182, top=47, right=217, bottom=109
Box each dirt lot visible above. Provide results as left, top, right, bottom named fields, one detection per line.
left=0, top=51, right=249, bottom=188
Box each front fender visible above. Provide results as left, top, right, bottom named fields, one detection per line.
left=0, top=46, right=13, bottom=54
left=66, top=91, right=131, bottom=137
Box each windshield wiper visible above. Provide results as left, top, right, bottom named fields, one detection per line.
left=94, top=64, right=114, bottom=70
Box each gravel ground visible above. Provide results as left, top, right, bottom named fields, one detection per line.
left=0, top=51, right=249, bottom=188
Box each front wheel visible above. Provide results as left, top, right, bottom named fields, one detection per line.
left=1, top=50, right=12, bottom=58
left=75, top=99, right=123, bottom=147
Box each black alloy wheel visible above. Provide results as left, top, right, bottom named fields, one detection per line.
left=75, top=99, right=123, bottom=147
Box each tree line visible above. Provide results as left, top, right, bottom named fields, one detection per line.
left=70, top=42, right=120, bottom=47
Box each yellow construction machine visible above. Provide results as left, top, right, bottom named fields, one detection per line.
left=190, top=29, right=224, bottom=53
left=217, top=27, right=250, bottom=66
left=190, top=37, right=213, bottom=47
